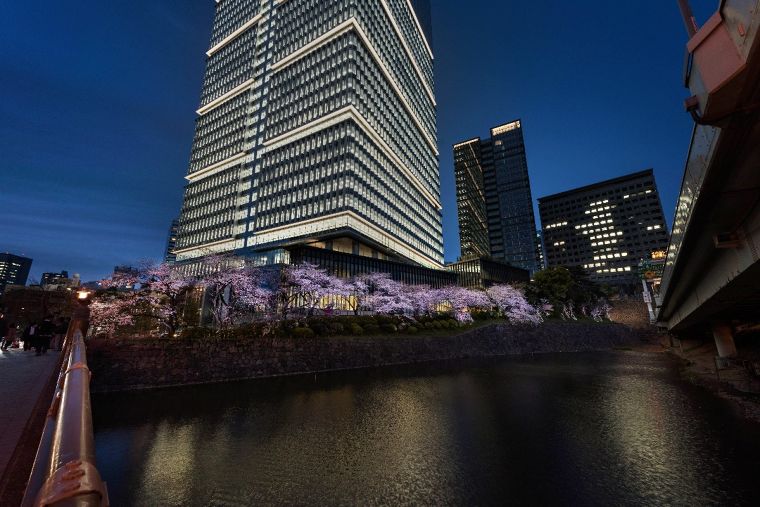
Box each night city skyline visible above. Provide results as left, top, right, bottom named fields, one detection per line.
left=1, top=0, right=709, bottom=281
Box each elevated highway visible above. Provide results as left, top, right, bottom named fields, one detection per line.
left=658, top=0, right=760, bottom=355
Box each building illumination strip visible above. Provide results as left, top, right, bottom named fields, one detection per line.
left=270, top=18, right=438, bottom=156
left=206, top=13, right=262, bottom=56
left=174, top=238, right=236, bottom=256
left=250, top=211, right=444, bottom=269
left=196, top=78, right=255, bottom=115
left=185, top=151, right=247, bottom=183
left=403, top=0, right=434, bottom=59
left=453, top=138, right=480, bottom=148
left=263, top=105, right=442, bottom=210
left=491, top=121, right=521, bottom=135
left=378, top=0, right=435, bottom=105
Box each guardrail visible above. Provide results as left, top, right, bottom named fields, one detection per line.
left=21, top=321, right=109, bottom=507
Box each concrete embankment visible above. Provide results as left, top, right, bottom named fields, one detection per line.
left=87, top=321, right=643, bottom=393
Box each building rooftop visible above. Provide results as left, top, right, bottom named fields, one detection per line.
left=538, top=169, right=655, bottom=203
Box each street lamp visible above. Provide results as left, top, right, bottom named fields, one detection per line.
left=76, top=289, right=91, bottom=301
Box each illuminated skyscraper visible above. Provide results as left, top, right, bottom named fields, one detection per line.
left=538, top=169, right=669, bottom=285
left=174, top=0, right=444, bottom=277
left=453, top=120, right=540, bottom=274
left=0, top=253, right=32, bottom=295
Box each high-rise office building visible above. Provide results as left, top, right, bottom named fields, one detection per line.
left=453, top=120, right=540, bottom=274
left=41, top=271, right=69, bottom=287
left=538, top=169, right=669, bottom=286
left=174, top=0, right=444, bottom=281
left=0, top=253, right=32, bottom=295
left=164, top=218, right=179, bottom=265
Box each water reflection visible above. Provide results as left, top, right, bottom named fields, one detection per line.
left=94, top=352, right=760, bottom=506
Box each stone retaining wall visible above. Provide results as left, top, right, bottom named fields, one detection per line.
left=87, top=321, right=641, bottom=392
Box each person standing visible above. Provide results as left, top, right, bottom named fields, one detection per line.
left=3, top=321, right=17, bottom=350
left=0, top=313, right=7, bottom=350
left=36, top=316, right=55, bottom=356
left=23, top=322, right=38, bottom=351
left=51, top=317, right=66, bottom=351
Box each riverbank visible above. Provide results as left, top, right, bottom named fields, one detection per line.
left=87, top=320, right=643, bottom=392
left=667, top=335, right=760, bottom=423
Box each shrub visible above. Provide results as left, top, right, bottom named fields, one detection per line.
left=349, top=323, right=364, bottom=335
left=447, top=319, right=459, bottom=328
left=406, top=326, right=418, bottom=334
left=374, top=315, right=394, bottom=325
left=306, top=318, right=330, bottom=336
left=290, top=327, right=315, bottom=339
left=362, top=324, right=381, bottom=334
left=328, top=322, right=345, bottom=335
left=380, top=323, right=398, bottom=333
left=179, top=327, right=211, bottom=340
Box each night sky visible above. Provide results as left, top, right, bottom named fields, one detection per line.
left=1, top=1, right=714, bottom=282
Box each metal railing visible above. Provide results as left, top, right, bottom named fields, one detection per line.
left=21, top=321, right=108, bottom=507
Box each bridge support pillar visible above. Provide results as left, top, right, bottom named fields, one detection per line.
left=712, top=322, right=737, bottom=358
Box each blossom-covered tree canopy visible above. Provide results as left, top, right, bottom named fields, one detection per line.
left=486, top=285, right=543, bottom=325
left=90, top=257, right=572, bottom=336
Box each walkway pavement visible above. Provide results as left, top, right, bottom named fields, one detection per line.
left=0, top=347, right=59, bottom=479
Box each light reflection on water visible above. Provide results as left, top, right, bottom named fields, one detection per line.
left=94, top=352, right=760, bottom=506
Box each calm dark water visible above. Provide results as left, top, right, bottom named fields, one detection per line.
left=93, top=352, right=760, bottom=506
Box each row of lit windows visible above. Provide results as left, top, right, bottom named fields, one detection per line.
left=266, top=32, right=437, bottom=193
left=255, top=124, right=442, bottom=258
left=386, top=0, right=434, bottom=88
left=189, top=92, right=249, bottom=172
left=210, top=0, right=261, bottom=48
left=354, top=2, right=435, bottom=132
left=201, top=27, right=258, bottom=106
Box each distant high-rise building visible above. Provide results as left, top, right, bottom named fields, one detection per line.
left=538, top=169, right=669, bottom=286
left=536, top=230, right=546, bottom=270
left=453, top=120, right=540, bottom=274
left=164, top=218, right=179, bottom=265
left=173, top=0, right=445, bottom=283
left=41, top=271, right=69, bottom=287
left=0, top=253, right=32, bottom=295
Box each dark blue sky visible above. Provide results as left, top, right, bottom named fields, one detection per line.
left=1, top=1, right=712, bottom=281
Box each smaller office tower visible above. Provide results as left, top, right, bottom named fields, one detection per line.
left=453, top=120, right=540, bottom=274
left=453, top=137, right=489, bottom=259
left=41, top=271, right=70, bottom=288
left=0, top=253, right=33, bottom=295
left=164, top=218, right=180, bottom=265
left=538, top=169, right=669, bottom=286
left=536, top=230, right=546, bottom=270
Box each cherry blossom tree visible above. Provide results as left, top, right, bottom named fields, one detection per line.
left=436, top=286, right=491, bottom=323
left=357, top=273, right=414, bottom=315
left=280, top=263, right=350, bottom=317
left=141, top=263, right=197, bottom=335
left=486, top=284, right=542, bottom=325
left=202, top=255, right=272, bottom=328
left=89, top=297, right=136, bottom=337
left=590, top=301, right=611, bottom=322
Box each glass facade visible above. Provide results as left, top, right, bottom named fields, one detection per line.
left=175, top=0, right=443, bottom=271
left=289, top=245, right=456, bottom=288
left=453, top=120, right=540, bottom=274
left=164, top=218, right=180, bottom=265
left=538, top=169, right=670, bottom=286
left=0, top=253, right=33, bottom=295
left=446, top=258, right=529, bottom=290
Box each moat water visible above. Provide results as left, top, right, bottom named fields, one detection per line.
left=93, top=351, right=760, bottom=505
